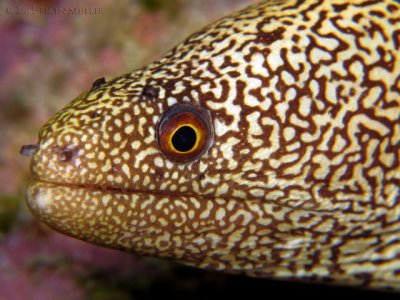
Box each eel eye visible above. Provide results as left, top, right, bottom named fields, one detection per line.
left=157, top=103, right=213, bottom=163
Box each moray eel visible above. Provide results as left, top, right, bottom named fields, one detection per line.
left=21, top=0, right=400, bottom=290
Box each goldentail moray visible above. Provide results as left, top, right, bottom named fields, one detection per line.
left=21, top=0, right=400, bottom=290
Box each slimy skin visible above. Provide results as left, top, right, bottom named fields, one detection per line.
left=24, top=0, right=400, bottom=290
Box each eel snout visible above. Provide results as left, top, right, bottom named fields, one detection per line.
left=20, top=144, right=37, bottom=157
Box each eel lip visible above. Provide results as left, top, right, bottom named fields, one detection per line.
left=20, top=144, right=37, bottom=157
left=25, top=179, right=51, bottom=215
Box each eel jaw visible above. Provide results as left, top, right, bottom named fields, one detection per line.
left=25, top=178, right=270, bottom=273
left=25, top=180, right=400, bottom=289
left=25, top=179, right=167, bottom=253
left=25, top=179, right=227, bottom=257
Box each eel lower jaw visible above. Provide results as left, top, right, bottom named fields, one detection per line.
left=24, top=179, right=155, bottom=251
left=25, top=179, right=177, bottom=244
left=25, top=178, right=232, bottom=254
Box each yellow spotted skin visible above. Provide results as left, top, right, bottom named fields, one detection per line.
left=26, top=0, right=400, bottom=290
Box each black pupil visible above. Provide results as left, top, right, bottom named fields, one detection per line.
left=172, top=126, right=197, bottom=152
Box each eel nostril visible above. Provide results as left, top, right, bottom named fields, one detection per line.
left=58, top=147, right=77, bottom=162
left=90, top=111, right=101, bottom=118
left=141, top=85, right=158, bottom=101
left=20, top=144, right=38, bottom=157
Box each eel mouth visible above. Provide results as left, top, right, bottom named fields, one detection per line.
left=24, top=178, right=231, bottom=253
left=28, top=178, right=144, bottom=196
left=26, top=177, right=207, bottom=202
left=25, top=177, right=215, bottom=220
left=25, top=178, right=184, bottom=233
left=24, top=178, right=174, bottom=251
left=26, top=179, right=159, bottom=215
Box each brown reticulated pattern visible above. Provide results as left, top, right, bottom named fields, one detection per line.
left=29, top=0, right=400, bottom=290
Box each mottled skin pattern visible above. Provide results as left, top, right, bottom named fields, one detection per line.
left=25, top=0, right=400, bottom=290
